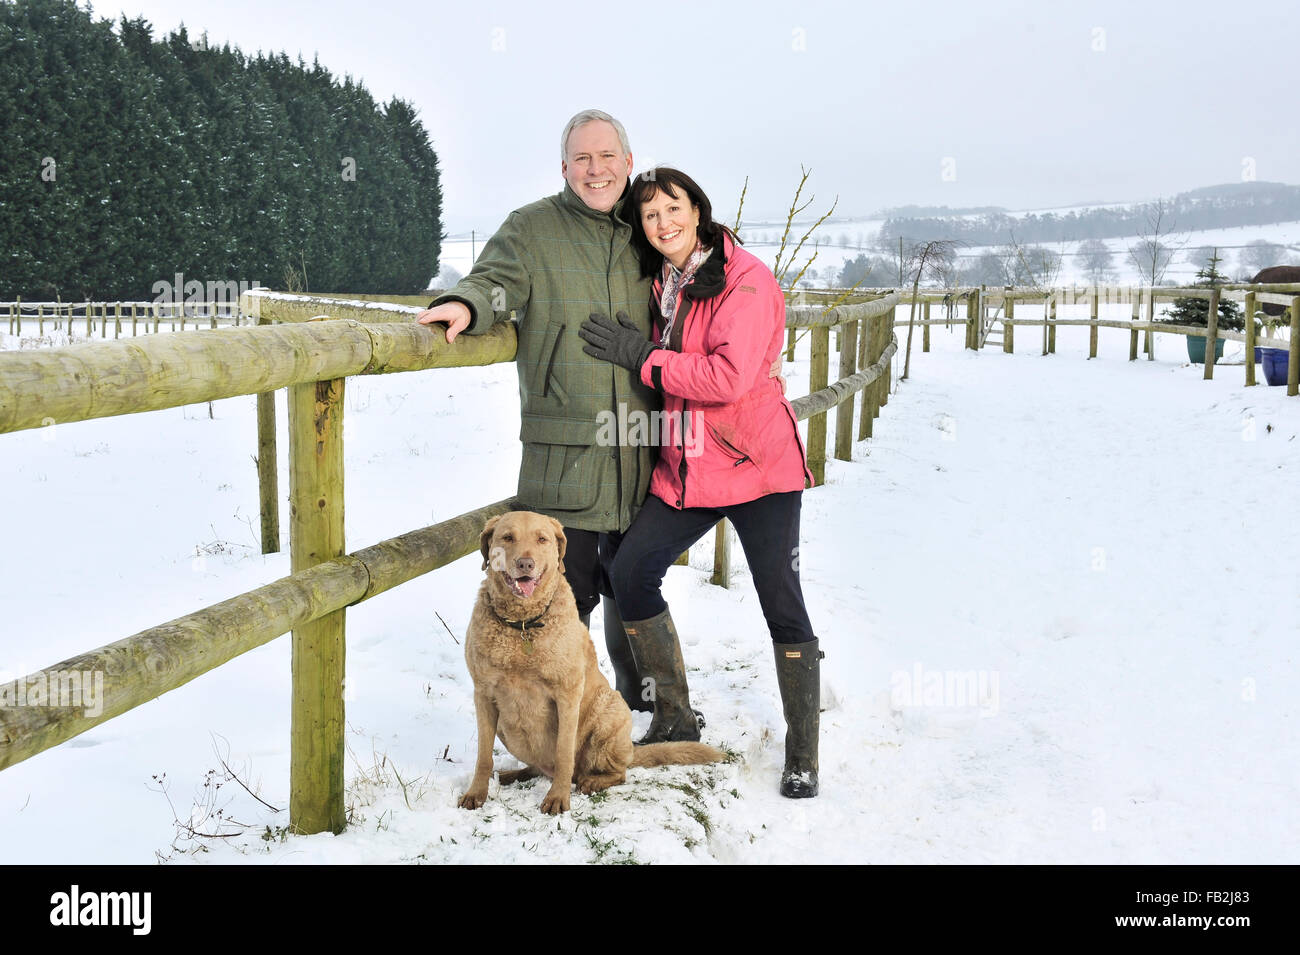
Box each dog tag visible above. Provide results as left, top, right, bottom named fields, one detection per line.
left=522, top=637, right=534, bottom=655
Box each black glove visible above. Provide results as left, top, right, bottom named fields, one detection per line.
left=579, top=310, right=657, bottom=373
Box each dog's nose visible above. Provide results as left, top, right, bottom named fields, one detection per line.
left=515, top=556, right=535, bottom=577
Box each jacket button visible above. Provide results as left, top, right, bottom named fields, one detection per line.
left=676, top=499, right=682, bottom=507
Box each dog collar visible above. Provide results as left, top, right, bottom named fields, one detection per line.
left=489, top=596, right=556, bottom=655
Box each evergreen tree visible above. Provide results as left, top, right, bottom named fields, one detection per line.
left=1163, top=250, right=1244, bottom=330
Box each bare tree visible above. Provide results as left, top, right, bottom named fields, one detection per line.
left=1126, top=199, right=1185, bottom=287
left=1077, top=238, right=1116, bottom=284
left=1003, top=230, right=1063, bottom=292
left=1239, top=238, right=1286, bottom=273
left=901, top=239, right=959, bottom=380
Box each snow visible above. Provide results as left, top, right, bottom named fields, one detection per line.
left=0, top=317, right=1297, bottom=864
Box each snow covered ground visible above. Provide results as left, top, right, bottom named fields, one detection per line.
left=1, top=317, right=1297, bottom=864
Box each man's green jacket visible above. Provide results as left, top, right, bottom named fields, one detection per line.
left=432, top=183, right=658, bottom=533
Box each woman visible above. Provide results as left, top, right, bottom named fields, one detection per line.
left=578, top=167, right=821, bottom=798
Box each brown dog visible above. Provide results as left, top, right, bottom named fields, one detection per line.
left=458, top=511, right=724, bottom=814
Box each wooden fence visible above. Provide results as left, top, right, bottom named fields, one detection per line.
left=0, top=289, right=900, bottom=835
left=888, top=283, right=1300, bottom=396
left=4, top=300, right=254, bottom=339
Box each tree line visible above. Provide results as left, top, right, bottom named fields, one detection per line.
left=0, top=0, right=442, bottom=301
left=878, top=182, right=1300, bottom=251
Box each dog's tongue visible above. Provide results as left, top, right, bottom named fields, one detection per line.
left=516, top=576, right=538, bottom=597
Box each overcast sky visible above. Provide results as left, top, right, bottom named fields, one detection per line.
left=111, top=0, right=1298, bottom=233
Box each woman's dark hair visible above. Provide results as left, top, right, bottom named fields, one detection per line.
left=625, top=166, right=740, bottom=278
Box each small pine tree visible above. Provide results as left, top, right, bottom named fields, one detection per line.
left=1163, top=249, right=1243, bottom=330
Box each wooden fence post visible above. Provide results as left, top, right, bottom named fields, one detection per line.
left=1244, top=291, right=1257, bottom=387
left=1048, top=297, right=1058, bottom=354
left=922, top=300, right=931, bottom=352
left=807, top=324, right=830, bottom=485
left=967, top=289, right=980, bottom=350
left=37, top=303, right=44, bottom=336
left=1129, top=292, right=1140, bottom=361
left=1004, top=296, right=1014, bottom=354
left=835, top=318, right=858, bottom=461
left=710, top=520, right=731, bottom=589
left=258, top=312, right=281, bottom=555
left=131, top=303, right=138, bottom=337
left=878, top=306, right=892, bottom=408
left=1288, top=296, right=1299, bottom=397
left=288, top=376, right=346, bottom=835
left=858, top=314, right=877, bottom=441
left=114, top=302, right=122, bottom=340
left=1144, top=288, right=1154, bottom=360
left=1089, top=288, right=1099, bottom=359
left=1203, top=287, right=1221, bottom=380
left=785, top=327, right=796, bottom=363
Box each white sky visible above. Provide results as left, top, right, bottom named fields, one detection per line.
left=109, top=0, right=1299, bottom=233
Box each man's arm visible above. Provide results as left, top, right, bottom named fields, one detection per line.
left=416, top=211, right=533, bottom=343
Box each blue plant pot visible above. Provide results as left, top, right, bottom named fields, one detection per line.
left=1260, top=347, right=1291, bottom=386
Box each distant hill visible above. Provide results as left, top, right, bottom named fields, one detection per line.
left=880, top=182, right=1300, bottom=248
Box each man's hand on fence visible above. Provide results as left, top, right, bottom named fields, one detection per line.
left=579, top=311, right=656, bottom=373
left=417, top=301, right=472, bottom=344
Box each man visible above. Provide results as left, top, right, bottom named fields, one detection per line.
left=417, top=110, right=657, bottom=713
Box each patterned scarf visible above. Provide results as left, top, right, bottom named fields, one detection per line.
left=657, top=242, right=712, bottom=347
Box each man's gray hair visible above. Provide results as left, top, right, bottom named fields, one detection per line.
left=561, top=109, right=630, bottom=160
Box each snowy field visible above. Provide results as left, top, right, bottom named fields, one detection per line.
left=440, top=217, right=1300, bottom=292
left=1, top=318, right=1297, bottom=865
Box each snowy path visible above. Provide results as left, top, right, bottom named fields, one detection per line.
left=1, top=325, right=1296, bottom=863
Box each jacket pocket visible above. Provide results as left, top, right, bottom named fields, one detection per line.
left=706, top=422, right=754, bottom=467
left=700, top=391, right=763, bottom=468
left=517, top=414, right=602, bottom=512
left=530, top=319, right=569, bottom=406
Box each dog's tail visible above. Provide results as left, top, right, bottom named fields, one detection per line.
left=630, top=742, right=725, bottom=768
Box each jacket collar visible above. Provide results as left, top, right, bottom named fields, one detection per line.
left=681, top=230, right=732, bottom=301
left=559, top=181, right=632, bottom=222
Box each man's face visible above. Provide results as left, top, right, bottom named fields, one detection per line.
left=561, top=120, right=632, bottom=213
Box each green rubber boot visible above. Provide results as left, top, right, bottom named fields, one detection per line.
left=773, top=639, right=822, bottom=798
left=625, top=609, right=700, bottom=744
left=601, top=601, right=652, bottom=713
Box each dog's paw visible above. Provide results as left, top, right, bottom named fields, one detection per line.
left=458, top=789, right=488, bottom=810
left=577, top=774, right=623, bottom=795
left=540, top=788, right=570, bottom=814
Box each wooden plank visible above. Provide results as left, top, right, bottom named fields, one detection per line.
left=0, top=320, right=518, bottom=435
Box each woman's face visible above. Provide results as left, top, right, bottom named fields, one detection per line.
left=640, top=186, right=701, bottom=270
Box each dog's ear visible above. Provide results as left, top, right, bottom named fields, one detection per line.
left=480, top=515, right=502, bottom=571
left=548, top=517, right=567, bottom=574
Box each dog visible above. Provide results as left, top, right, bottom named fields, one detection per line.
left=458, top=511, right=724, bottom=814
